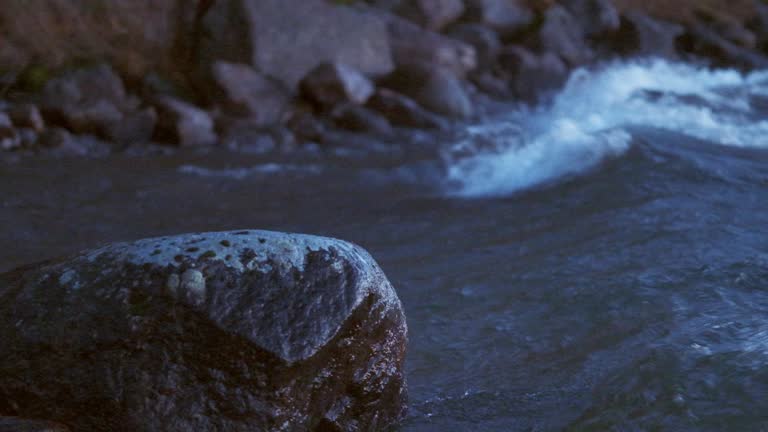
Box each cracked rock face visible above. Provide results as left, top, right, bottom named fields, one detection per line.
left=0, top=230, right=408, bottom=431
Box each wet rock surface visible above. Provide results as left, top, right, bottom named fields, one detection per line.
left=0, top=417, right=70, bottom=432
left=0, top=230, right=408, bottom=432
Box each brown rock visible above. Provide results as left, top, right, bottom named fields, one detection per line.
left=211, top=61, right=290, bottom=126
left=200, top=0, right=393, bottom=89
left=8, top=104, right=44, bottom=133
left=152, top=96, right=217, bottom=147
left=300, top=62, right=375, bottom=111
left=0, top=230, right=408, bottom=432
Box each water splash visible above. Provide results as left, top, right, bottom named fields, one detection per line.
left=448, top=59, right=768, bottom=197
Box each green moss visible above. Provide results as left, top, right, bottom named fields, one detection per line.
left=200, top=250, right=217, bottom=259
left=15, top=64, right=50, bottom=92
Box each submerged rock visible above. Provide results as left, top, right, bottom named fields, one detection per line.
left=0, top=230, right=408, bottom=431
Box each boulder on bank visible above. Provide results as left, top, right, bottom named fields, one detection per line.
left=0, top=230, right=408, bottom=432
left=300, top=62, right=375, bottom=112
left=381, top=13, right=477, bottom=77
left=498, top=46, right=569, bottom=101
left=395, top=0, right=465, bottom=31
left=539, top=5, right=593, bottom=65
left=152, top=96, right=217, bottom=147
left=367, top=88, right=449, bottom=129
left=383, top=62, right=474, bottom=119
left=200, top=0, right=393, bottom=90
left=37, top=64, right=156, bottom=145
left=210, top=62, right=291, bottom=127
left=463, top=0, right=533, bottom=39
left=616, top=12, right=684, bottom=59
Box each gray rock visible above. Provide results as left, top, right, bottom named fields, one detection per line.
left=381, top=13, right=477, bottom=77
left=539, top=5, right=593, bottom=65
left=300, top=62, right=375, bottom=111
left=152, top=96, right=217, bottom=147
left=331, top=104, right=394, bottom=136
left=383, top=62, right=474, bottom=119
left=499, top=46, right=569, bottom=101
left=211, top=61, right=290, bottom=126
left=8, top=104, right=44, bottom=132
left=0, top=417, right=69, bottom=432
left=396, top=0, right=465, bottom=31
left=367, top=88, right=448, bottom=129
left=0, top=230, right=408, bottom=431
left=0, top=113, right=20, bottom=151
left=619, top=12, right=684, bottom=59
left=561, top=0, right=620, bottom=37
left=464, top=0, right=533, bottom=39
left=448, top=23, right=502, bottom=68
left=37, top=128, right=110, bottom=157
left=200, top=0, right=393, bottom=90
left=41, top=64, right=128, bottom=109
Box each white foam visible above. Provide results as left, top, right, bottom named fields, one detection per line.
left=178, top=163, right=321, bottom=179
left=448, top=59, right=768, bottom=197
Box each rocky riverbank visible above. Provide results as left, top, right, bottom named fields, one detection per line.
left=2, top=0, right=768, bottom=159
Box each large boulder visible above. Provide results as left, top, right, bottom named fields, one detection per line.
left=210, top=62, right=291, bottom=127
left=152, top=96, right=217, bottom=147
left=447, top=24, right=503, bottom=69
left=299, top=62, right=375, bottom=112
left=367, top=88, right=449, bottom=129
left=200, top=0, right=393, bottom=90
left=560, top=0, right=620, bottom=37
left=463, top=0, right=534, bottom=39
left=538, top=5, right=593, bottom=65
left=382, top=62, right=474, bottom=119
left=0, top=230, right=408, bottom=432
left=395, top=0, right=466, bottom=31
left=498, top=46, right=569, bottom=101
left=615, top=12, right=684, bottom=59
left=380, top=13, right=477, bottom=77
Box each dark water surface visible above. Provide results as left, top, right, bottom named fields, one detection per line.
left=4, top=60, right=768, bottom=430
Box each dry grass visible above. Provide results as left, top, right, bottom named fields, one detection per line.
left=0, top=0, right=190, bottom=79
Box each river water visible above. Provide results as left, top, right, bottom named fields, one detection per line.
left=3, top=59, right=768, bottom=430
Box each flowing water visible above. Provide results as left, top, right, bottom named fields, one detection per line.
left=3, top=59, right=768, bottom=430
